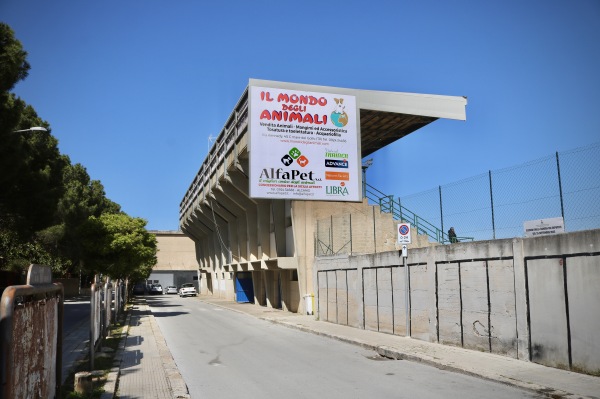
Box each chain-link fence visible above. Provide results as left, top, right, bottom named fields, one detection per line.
left=397, top=142, right=600, bottom=241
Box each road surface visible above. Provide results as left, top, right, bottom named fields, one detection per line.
left=148, top=295, right=539, bottom=399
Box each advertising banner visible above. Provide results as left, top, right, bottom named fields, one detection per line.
left=249, top=85, right=361, bottom=201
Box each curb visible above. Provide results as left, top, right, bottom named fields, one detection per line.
left=373, top=345, right=577, bottom=399
left=150, top=309, right=190, bottom=398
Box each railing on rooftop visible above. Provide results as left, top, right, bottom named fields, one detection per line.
left=179, top=87, right=250, bottom=222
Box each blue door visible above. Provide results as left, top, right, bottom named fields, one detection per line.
left=235, top=272, right=254, bottom=303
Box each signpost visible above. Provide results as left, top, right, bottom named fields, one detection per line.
left=397, top=223, right=411, bottom=336
left=401, top=244, right=407, bottom=258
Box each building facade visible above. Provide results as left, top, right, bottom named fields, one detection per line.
left=147, top=231, right=199, bottom=291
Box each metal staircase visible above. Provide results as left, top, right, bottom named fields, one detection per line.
left=364, top=183, right=473, bottom=244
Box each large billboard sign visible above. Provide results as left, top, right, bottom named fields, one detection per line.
left=249, top=85, right=361, bottom=201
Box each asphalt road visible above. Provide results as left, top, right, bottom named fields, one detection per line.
left=63, top=297, right=89, bottom=328
left=148, top=295, right=539, bottom=399
left=62, top=297, right=90, bottom=383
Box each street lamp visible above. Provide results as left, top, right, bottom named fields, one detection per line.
left=362, top=158, right=373, bottom=198
left=12, top=127, right=48, bottom=133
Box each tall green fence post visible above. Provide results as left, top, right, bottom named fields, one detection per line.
left=398, top=197, right=403, bottom=221
left=489, top=170, right=496, bottom=239
left=556, top=151, right=566, bottom=229
left=439, top=186, right=444, bottom=242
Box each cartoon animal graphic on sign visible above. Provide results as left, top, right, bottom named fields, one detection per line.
left=297, top=155, right=309, bottom=167
left=331, top=98, right=349, bottom=127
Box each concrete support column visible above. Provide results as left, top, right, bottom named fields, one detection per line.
left=213, top=184, right=250, bottom=264
left=216, top=181, right=250, bottom=263
left=290, top=200, right=314, bottom=314
left=257, top=201, right=271, bottom=259
left=198, top=201, right=231, bottom=268
left=222, top=171, right=259, bottom=262
left=206, top=191, right=240, bottom=265
left=189, top=210, right=217, bottom=270
left=272, top=200, right=287, bottom=258
left=252, top=270, right=266, bottom=306
left=512, top=238, right=530, bottom=360
left=245, top=205, right=259, bottom=262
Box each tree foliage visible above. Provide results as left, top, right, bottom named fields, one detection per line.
left=0, top=23, right=156, bottom=282
left=49, top=163, right=122, bottom=273
left=58, top=163, right=121, bottom=227
left=0, top=23, right=67, bottom=271
left=0, top=227, right=63, bottom=273
left=1, top=23, right=66, bottom=240
left=80, top=214, right=157, bottom=281
left=0, top=23, right=29, bottom=92
left=1, top=109, right=66, bottom=238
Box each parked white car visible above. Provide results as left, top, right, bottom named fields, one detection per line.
left=179, top=283, right=197, bottom=297
left=164, top=285, right=178, bottom=295
left=149, top=284, right=163, bottom=295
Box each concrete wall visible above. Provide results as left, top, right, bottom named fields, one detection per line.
left=206, top=271, right=235, bottom=301
left=522, top=229, right=600, bottom=373
left=313, top=202, right=433, bottom=256
left=145, top=231, right=200, bottom=292
left=315, top=229, right=600, bottom=375
left=152, top=231, right=200, bottom=271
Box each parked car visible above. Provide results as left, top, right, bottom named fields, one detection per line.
left=179, top=283, right=197, bottom=297
left=133, top=284, right=146, bottom=295
left=164, top=285, right=178, bottom=295
left=149, top=284, right=163, bottom=295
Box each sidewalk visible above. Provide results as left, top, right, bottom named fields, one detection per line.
left=108, top=298, right=189, bottom=399
left=110, top=295, right=599, bottom=399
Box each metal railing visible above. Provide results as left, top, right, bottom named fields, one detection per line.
left=0, top=265, right=64, bottom=398
left=365, top=183, right=473, bottom=244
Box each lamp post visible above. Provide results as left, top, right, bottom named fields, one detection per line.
left=362, top=158, right=373, bottom=198
left=12, top=126, right=48, bottom=134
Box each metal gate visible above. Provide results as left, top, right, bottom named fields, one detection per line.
left=235, top=272, right=254, bottom=303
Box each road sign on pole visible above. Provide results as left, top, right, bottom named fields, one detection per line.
left=398, top=223, right=411, bottom=244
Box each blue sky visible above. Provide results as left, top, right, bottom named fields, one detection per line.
left=2, top=0, right=599, bottom=232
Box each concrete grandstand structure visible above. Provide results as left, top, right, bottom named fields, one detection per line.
left=179, top=79, right=467, bottom=314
